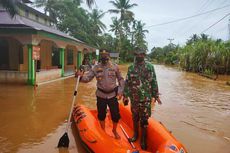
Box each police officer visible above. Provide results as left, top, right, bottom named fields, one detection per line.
left=123, top=47, right=162, bottom=150
left=76, top=49, right=124, bottom=139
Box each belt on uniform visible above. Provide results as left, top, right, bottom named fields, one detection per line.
left=97, top=86, right=118, bottom=94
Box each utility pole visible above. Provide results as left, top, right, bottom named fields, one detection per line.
left=167, top=38, right=174, bottom=50
left=167, top=38, right=174, bottom=44
left=228, top=18, right=230, bottom=40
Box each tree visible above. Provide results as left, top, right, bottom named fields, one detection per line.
left=186, top=34, right=200, bottom=45
left=0, top=0, right=31, bottom=17
left=110, top=17, right=121, bottom=37
left=109, top=0, right=137, bottom=22
left=110, top=17, right=122, bottom=52
left=34, top=0, right=60, bottom=21
left=89, top=9, right=106, bottom=35
left=200, top=33, right=209, bottom=41
left=132, top=20, right=148, bottom=51
left=109, top=0, right=137, bottom=53
left=34, top=0, right=95, bottom=11
left=85, top=0, right=95, bottom=8
left=100, top=33, right=117, bottom=52
left=33, top=0, right=98, bottom=46
left=88, top=9, right=106, bottom=47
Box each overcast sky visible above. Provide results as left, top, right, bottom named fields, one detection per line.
left=82, top=0, right=230, bottom=51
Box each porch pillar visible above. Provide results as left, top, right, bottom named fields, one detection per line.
left=96, top=49, right=99, bottom=61
left=60, top=48, right=65, bottom=77
left=77, top=51, right=82, bottom=69
left=27, top=44, right=35, bottom=85
left=89, top=52, right=92, bottom=63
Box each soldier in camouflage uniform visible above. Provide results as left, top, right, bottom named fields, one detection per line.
left=123, top=47, right=162, bottom=150
left=76, top=49, right=124, bottom=139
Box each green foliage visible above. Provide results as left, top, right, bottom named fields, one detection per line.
left=0, top=0, right=19, bottom=17
left=149, top=44, right=179, bottom=65
left=108, top=0, right=149, bottom=63
left=32, top=0, right=148, bottom=63
left=149, top=34, right=230, bottom=75
left=33, top=0, right=104, bottom=47
left=203, top=68, right=214, bottom=76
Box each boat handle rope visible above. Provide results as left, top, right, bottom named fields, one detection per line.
left=79, top=128, right=97, bottom=143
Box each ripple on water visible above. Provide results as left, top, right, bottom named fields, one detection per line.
left=0, top=137, right=13, bottom=153
left=181, top=120, right=217, bottom=133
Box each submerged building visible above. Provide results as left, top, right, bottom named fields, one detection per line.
left=0, top=0, right=96, bottom=85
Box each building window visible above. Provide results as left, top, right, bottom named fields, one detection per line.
left=67, top=49, right=73, bottom=65
left=25, top=10, right=29, bottom=18
left=0, top=39, right=9, bottom=70
left=51, top=46, right=60, bottom=67
left=36, top=14, right=39, bottom=21
left=19, top=47, right=23, bottom=64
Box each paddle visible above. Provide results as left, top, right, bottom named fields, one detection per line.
left=57, top=76, right=81, bottom=148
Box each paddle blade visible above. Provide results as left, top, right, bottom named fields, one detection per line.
left=57, top=132, right=69, bottom=148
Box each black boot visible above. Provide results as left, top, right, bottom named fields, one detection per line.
left=140, top=127, right=147, bottom=150
left=128, top=121, right=139, bottom=142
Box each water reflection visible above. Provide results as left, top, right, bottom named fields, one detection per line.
left=0, top=64, right=229, bottom=153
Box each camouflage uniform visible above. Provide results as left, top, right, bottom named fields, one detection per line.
left=124, top=61, right=159, bottom=127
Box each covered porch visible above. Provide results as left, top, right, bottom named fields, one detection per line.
left=0, top=12, right=95, bottom=85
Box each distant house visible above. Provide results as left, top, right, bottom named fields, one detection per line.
left=0, top=1, right=96, bottom=85
left=109, top=52, right=120, bottom=63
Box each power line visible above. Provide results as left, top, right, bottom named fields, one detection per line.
left=177, top=0, right=226, bottom=36
left=196, top=0, right=212, bottom=13
left=146, top=4, right=230, bottom=28
left=201, top=12, right=230, bottom=33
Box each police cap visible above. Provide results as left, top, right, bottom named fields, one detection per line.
left=99, top=49, right=109, bottom=55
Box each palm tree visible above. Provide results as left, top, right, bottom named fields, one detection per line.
left=88, top=9, right=106, bottom=47
left=109, top=0, right=137, bottom=35
left=109, top=0, right=137, bottom=22
left=85, top=0, right=95, bottom=8
left=110, top=17, right=121, bottom=37
left=109, top=0, right=137, bottom=53
left=200, top=33, right=209, bottom=41
left=110, top=17, right=122, bottom=52
left=89, top=9, right=106, bottom=34
left=133, top=20, right=148, bottom=50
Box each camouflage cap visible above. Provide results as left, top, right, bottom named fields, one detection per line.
left=134, top=47, right=146, bottom=55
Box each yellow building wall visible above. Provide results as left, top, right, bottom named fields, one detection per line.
left=65, top=45, right=77, bottom=71
left=18, top=7, right=51, bottom=26
left=40, top=40, right=53, bottom=69
left=8, top=39, right=21, bottom=70
left=19, top=45, right=28, bottom=72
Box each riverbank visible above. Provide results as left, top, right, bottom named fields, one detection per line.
left=150, top=62, right=230, bottom=82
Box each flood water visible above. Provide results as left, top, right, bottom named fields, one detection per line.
left=0, top=64, right=229, bottom=153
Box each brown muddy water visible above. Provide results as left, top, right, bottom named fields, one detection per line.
left=0, top=64, right=229, bottom=153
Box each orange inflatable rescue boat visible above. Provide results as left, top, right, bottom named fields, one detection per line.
left=72, top=104, right=187, bottom=153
